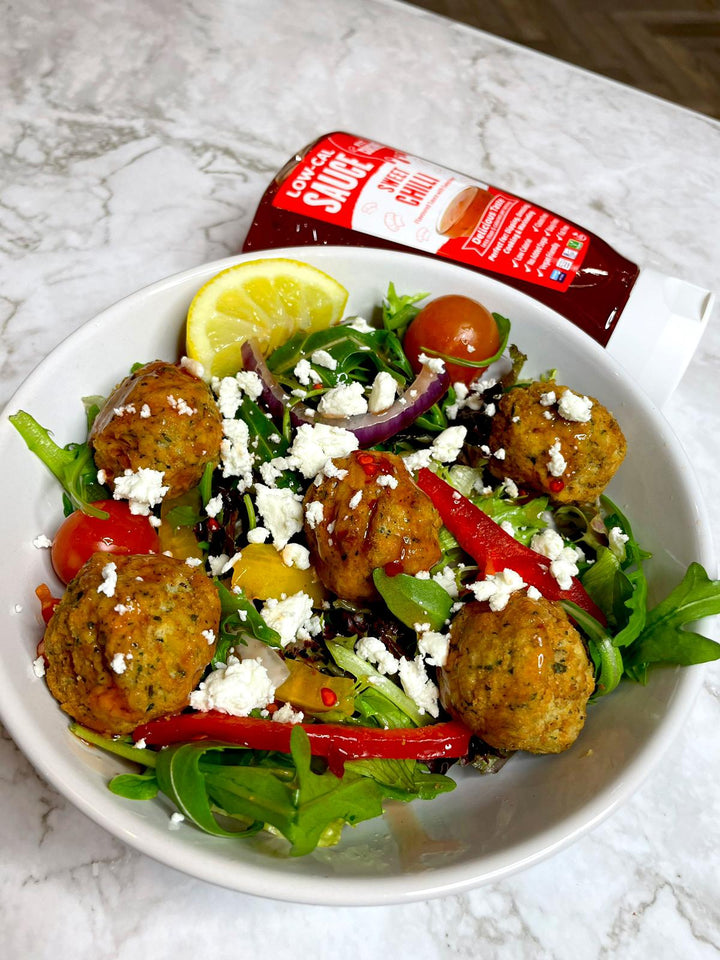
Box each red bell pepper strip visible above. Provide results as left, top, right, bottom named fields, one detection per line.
left=133, top=712, right=472, bottom=777
left=416, top=467, right=606, bottom=624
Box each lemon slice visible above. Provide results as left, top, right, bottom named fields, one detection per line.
left=185, top=258, right=349, bottom=379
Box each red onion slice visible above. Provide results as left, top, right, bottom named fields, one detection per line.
left=241, top=340, right=450, bottom=447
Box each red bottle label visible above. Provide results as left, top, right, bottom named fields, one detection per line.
left=273, top=133, right=589, bottom=293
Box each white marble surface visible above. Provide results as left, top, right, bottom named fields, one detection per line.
left=2, top=0, right=719, bottom=955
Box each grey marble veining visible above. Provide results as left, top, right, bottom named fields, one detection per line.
left=2, top=0, right=719, bottom=956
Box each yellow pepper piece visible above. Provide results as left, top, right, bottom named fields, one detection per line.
left=275, top=659, right=355, bottom=716
left=231, top=543, right=326, bottom=606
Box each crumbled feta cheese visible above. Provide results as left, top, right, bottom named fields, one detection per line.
left=190, top=655, right=276, bottom=715
left=272, top=702, right=305, bottom=724
left=113, top=602, right=133, bottom=614
left=287, top=422, right=358, bottom=479
left=469, top=568, right=526, bottom=611
left=254, top=485, right=304, bottom=548
left=539, top=391, right=556, bottom=407
left=113, top=468, right=169, bottom=515
left=167, top=394, right=197, bottom=416
left=293, top=358, right=314, bottom=386
left=418, top=353, right=446, bottom=374
left=311, top=349, right=337, bottom=371
left=417, top=630, right=450, bottom=668
left=501, top=477, right=519, bottom=499
left=530, top=529, right=582, bottom=590
left=493, top=447, right=506, bottom=461
left=431, top=426, right=467, bottom=464
left=168, top=812, right=185, bottom=830
left=466, top=344, right=476, bottom=354
left=432, top=565, right=459, bottom=599
left=139, top=403, right=151, bottom=419
left=205, top=494, right=223, bottom=518
left=321, top=461, right=348, bottom=480
left=317, top=381, right=368, bottom=417
left=398, top=656, right=440, bottom=717
left=32, top=656, right=46, bottom=678
left=185, top=557, right=202, bottom=568
left=281, top=544, right=311, bottom=570
left=500, top=520, right=515, bottom=537
left=214, top=377, right=243, bottom=418
left=345, top=316, right=374, bottom=333
left=348, top=490, right=363, bottom=509
left=97, top=562, right=118, bottom=597
left=97, top=469, right=107, bottom=485
left=527, top=585, right=542, bottom=600
left=484, top=403, right=496, bottom=416
left=234, top=370, right=263, bottom=401
left=414, top=570, right=431, bottom=580
left=547, top=440, right=567, bottom=477
left=202, top=629, right=216, bottom=645
left=32, top=534, right=52, bottom=549
left=134, top=738, right=147, bottom=750
left=368, top=371, right=397, bottom=414
left=247, top=526, right=270, bottom=544
left=110, top=651, right=129, bottom=674
left=261, top=591, right=315, bottom=647
left=180, top=356, right=205, bottom=379
left=543, top=411, right=554, bottom=420
left=558, top=389, right=593, bottom=423
left=608, top=526, right=630, bottom=558
left=113, top=403, right=136, bottom=417
left=220, top=418, right=254, bottom=489
left=304, top=501, right=324, bottom=530
left=402, top=448, right=433, bottom=473
left=371, top=474, right=397, bottom=493
left=355, top=636, right=400, bottom=675
left=207, top=553, right=230, bottom=577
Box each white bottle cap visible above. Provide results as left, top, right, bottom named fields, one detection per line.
left=606, top=269, right=714, bottom=408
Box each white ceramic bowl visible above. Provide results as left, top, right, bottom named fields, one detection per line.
left=0, top=247, right=712, bottom=905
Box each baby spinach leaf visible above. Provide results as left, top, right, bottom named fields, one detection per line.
left=373, top=569, right=453, bottom=631
left=109, top=771, right=159, bottom=800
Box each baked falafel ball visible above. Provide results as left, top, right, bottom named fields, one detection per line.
left=439, top=592, right=594, bottom=754
left=303, top=450, right=442, bottom=603
left=44, top=552, right=220, bottom=735
left=89, top=360, right=223, bottom=499
left=487, top=380, right=626, bottom=504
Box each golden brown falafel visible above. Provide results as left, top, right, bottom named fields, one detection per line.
left=439, top=593, right=594, bottom=754
left=303, top=450, right=442, bottom=603
left=89, top=360, right=222, bottom=498
left=487, top=380, right=626, bottom=504
left=44, top=552, right=220, bottom=735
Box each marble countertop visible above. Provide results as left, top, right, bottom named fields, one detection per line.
left=2, top=0, right=719, bottom=955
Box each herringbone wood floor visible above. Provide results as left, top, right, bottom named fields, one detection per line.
left=407, top=0, right=720, bottom=118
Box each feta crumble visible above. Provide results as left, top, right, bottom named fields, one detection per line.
left=417, top=630, right=450, bottom=668
left=304, top=501, right=324, bottom=530
left=558, top=389, right=593, bottom=423
left=168, top=812, right=185, bottom=830
left=348, top=490, right=363, bottom=509
left=317, top=381, right=368, bottom=417
left=180, top=356, right=205, bottom=379
left=261, top=591, right=315, bottom=647
left=398, top=656, right=440, bottom=717
left=539, top=391, right=556, bottom=407
left=254, top=485, right=304, bottom=549
left=469, top=568, right=526, bottom=611
left=368, top=371, right=397, bottom=414
left=418, top=352, right=446, bottom=374
left=112, top=468, right=169, bottom=515
left=431, top=426, right=467, bottom=463
left=167, top=394, right=197, bottom=416
left=377, top=473, right=398, bottom=489
left=547, top=440, right=567, bottom=477
left=110, top=651, right=129, bottom=674
left=355, top=636, right=400, bottom=676
left=190, top=655, right=276, bottom=715
left=32, top=656, right=46, bottom=678
left=281, top=544, right=311, bottom=570
left=205, top=494, right=223, bottom=518
left=311, top=349, right=337, bottom=371
left=202, top=629, right=216, bottom=645
left=139, top=403, right=151, bottom=419
left=530, top=529, right=583, bottom=590
left=220, top=418, right=254, bottom=489
left=287, top=423, right=358, bottom=479
left=272, top=702, right=305, bottom=724
left=97, top=562, right=118, bottom=597
left=247, top=526, right=270, bottom=544
left=32, top=534, right=52, bottom=549
left=293, top=358, right=314, bottom=386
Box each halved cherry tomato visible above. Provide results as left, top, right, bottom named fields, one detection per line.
left=51, top=500, right=160, bottom=584
left=403, top=295, right=500, bottom=385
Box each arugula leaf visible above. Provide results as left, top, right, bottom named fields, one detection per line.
left=109, top=771, right=159, bottom=800
left=344, top=757, right=456, bottom=802
left=381, top=283, right=428, bottom=339
left=10, top=411, right=109, bottom=518
left=373, top=569, right=452, bottom=631
left=474, top=489, right=549, bottom=546
left=561, top=601, right=624, bottom=698
left=624, top=563, right=720, bottom=677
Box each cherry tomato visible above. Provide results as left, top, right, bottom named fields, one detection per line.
left=51, top=500, right=160, bottom=584
left=403, top=295, right=500, bottom=385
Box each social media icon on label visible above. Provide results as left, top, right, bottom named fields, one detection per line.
left=566, top=239, right=582, bottom=250
left=556, top=258, right=574, bottom=270
left=550, top=269, right=567, bottom=282
left=561, top=248, right=577, bottom=260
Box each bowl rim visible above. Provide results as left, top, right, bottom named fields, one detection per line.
left=0, top=246, right=713, bottom=905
